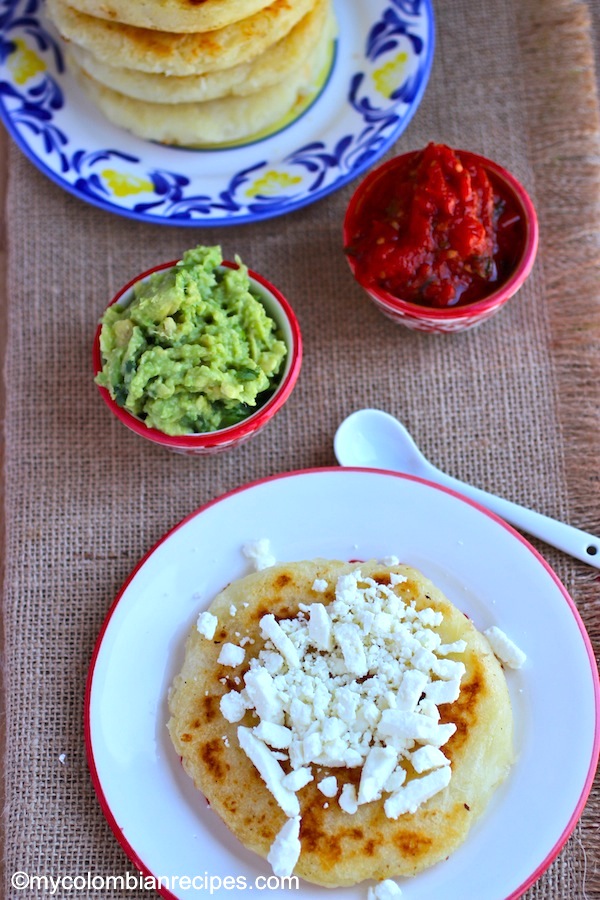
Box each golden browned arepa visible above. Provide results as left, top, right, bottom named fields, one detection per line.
left=66, top=0, right=274, bottom=34
left=66, top=12, right=332, bottom=146
left=66, top=0, right=330, bottom=105
left=168, top=560, right=514, bottom=887
left=47, top=0, right=316, bottom=76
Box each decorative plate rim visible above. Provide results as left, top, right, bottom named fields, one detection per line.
left=0, top=0, right=435, bottom=225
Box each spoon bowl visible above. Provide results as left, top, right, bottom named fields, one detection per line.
left=334, top=408, right=600, bottom=569
left=335, top=409, right=429, bottom=474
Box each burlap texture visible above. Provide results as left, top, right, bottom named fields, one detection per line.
left=2, top=0, right=599, bottom=897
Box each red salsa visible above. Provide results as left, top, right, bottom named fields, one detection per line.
left=345, top=143, right=524, bottom=308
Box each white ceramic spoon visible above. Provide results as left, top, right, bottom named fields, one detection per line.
left=334, top=408, right=600, bottom=568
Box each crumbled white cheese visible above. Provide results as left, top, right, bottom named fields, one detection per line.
left=358, top=746, right=398, bottom=805
left=260, top=650, right=284, bottom=674
left=301, top=731, right=322, bottom=760
left=220, top=691, right=247, bottom=723
left=317, top=775, right=338, bottom=797
left=197, top=611, right=218, bottom=640
left=409, top=745, right=449, bottom=774
left=308, top=603, right=332, bottom=651
left=333, top=622, right=368, bottom=676
left=229, top=604, right=237, bottom=617
left=390, top=572, right=408, bottom=586
left=368, top=879, right=403, bottom=899
left=484, top=626, right=527, bottom=669
left=438, top=639, right=467, bottom=655
left=377, top=709, right=456, bottom=747
left=424, top=677, right=462, bottom=705
left=243, top=538, right=276, bottom=571
left=237, top=727, right=299, bottom=817
left=384, top=766, right=406, bottom=793
left=339, top=783, right=358, bottom=814
left=312, top=578, right=328, bottom=593
left=254, top=721, right=293, bottom=749
left=281, top=767, right=313, bottom=791
left=395, top=669, right=428, bottom=711
left=267, top=816, right=301, bottom=878
left=226, top=562, right=467, bottom=877
left=244, top=667, right=284, bottom=724
left=260, top=615, right=301, bottom=668
left=384, top=765, right=452, bottom=819
left=417, top=607, right=443, bottom=627
left=381, top=555, right=400, bottom=566
left=432, top=657, right=466, bottom=681
left=217, top=643, right=245, bottom=667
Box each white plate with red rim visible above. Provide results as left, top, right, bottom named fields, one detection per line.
left=85, top=468, right=600, bottom=900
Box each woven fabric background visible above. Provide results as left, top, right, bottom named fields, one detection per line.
left=2, top=0, right=599, bottom=897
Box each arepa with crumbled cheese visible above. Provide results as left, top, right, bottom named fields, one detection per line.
left=167, top=560, right=514, bottom=886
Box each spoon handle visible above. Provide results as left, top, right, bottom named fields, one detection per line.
left=437, top=470, right=600, bottom=568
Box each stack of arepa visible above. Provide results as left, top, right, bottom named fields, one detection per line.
left=46, top=0, right=336, bottom=145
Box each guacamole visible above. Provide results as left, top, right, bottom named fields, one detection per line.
left=96, top=245, right=288, bottom=436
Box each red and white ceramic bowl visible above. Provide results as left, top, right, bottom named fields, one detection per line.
left=343, top=148, right=539, bottom=334
left=93, top=260, right=302, bottom=455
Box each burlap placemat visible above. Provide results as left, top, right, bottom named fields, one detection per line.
left=2, top=0, right=599, bottom=897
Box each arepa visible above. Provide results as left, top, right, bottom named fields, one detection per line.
left=66, top=0, right=330, bottom=105
left=168, top=559, right=514, bottom=886
left=47, top=0, right=316, bottom=76
left=66, top=0, right=274, bottom=34
left=67, top=15, right=331, bottom=145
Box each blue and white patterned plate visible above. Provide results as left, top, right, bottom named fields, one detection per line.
left=0, top=0, right=434, bottom=225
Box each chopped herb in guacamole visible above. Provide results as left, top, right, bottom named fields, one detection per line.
left=96, top=245, right=288, bottom=436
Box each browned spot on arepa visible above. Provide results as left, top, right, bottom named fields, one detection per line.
left=442, top=658, right=486, bottom=763
left=199, top=738, right=229, bottom=782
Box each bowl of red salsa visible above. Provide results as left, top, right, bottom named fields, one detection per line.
left=343, top=142, right=538, bottom=333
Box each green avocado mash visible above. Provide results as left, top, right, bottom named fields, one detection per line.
left=96, top=245, right=288, bottom=436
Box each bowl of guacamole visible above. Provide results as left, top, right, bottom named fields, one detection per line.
left=94, top=245, right=302, bottom=454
